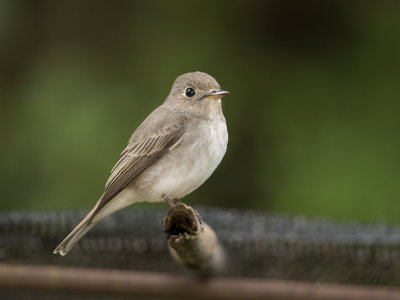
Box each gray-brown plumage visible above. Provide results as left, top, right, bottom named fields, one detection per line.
left=54, top=71, right=229, bottom=256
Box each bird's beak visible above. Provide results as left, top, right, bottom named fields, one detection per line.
left=206, top=90, right=230, bottom=99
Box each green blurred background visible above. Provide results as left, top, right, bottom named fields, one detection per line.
left=1, top=1, right=399, bottom=223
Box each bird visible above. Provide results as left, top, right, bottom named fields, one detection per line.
left=53, top=71, right=229, bottom=256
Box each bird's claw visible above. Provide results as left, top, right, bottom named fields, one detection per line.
left=193, top=208, right=205, bottom=230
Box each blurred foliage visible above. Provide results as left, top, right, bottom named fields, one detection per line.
left=0, top=0, right=399, bottom=223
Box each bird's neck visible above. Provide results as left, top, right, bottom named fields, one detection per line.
left=163, top=100, right=225, bottom=122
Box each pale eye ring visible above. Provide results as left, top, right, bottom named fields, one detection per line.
left=185, top=87, right=195, bottom=98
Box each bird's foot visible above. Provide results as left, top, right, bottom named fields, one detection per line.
left=162, top=193, right=182, bottom=207
left=162, top=193, right=173, bottom=207
left=172, top=198, right=182, bottom=206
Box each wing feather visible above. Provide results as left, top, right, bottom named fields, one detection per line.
left=92, top=111, right=188, bottom=217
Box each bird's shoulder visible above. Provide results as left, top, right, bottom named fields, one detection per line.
left=128, top=105, right=189, bottom=145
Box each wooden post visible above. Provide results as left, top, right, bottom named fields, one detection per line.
left=163, top=203, right=225, bottom=278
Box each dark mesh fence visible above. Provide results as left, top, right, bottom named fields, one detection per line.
left=1, top=206, right=400, bottom=295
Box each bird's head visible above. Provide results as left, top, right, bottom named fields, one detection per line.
left=165, top=72, right=229, bottom=116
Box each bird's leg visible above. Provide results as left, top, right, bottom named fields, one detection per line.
left=162, top=193, right=184, bottom=207
left=161, top=193, right=174, bottom=207
left=172, top=198, right=182, bottom=205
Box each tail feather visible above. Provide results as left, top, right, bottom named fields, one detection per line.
left=53, top=212, right=97, bottom=256
left=54, top=190, right=135, bottom=256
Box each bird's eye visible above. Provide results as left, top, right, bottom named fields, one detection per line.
left=185, top=88, right=195, bottom=98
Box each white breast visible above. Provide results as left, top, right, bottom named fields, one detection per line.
left=138, top=118, right=228, bottom=202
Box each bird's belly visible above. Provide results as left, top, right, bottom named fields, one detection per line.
left=151, top=156, right=215, bottom=199
left=137, top=120, right=227, bottom=202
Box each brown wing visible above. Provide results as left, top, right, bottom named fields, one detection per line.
left=92, top=111, right=188, bottom=217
